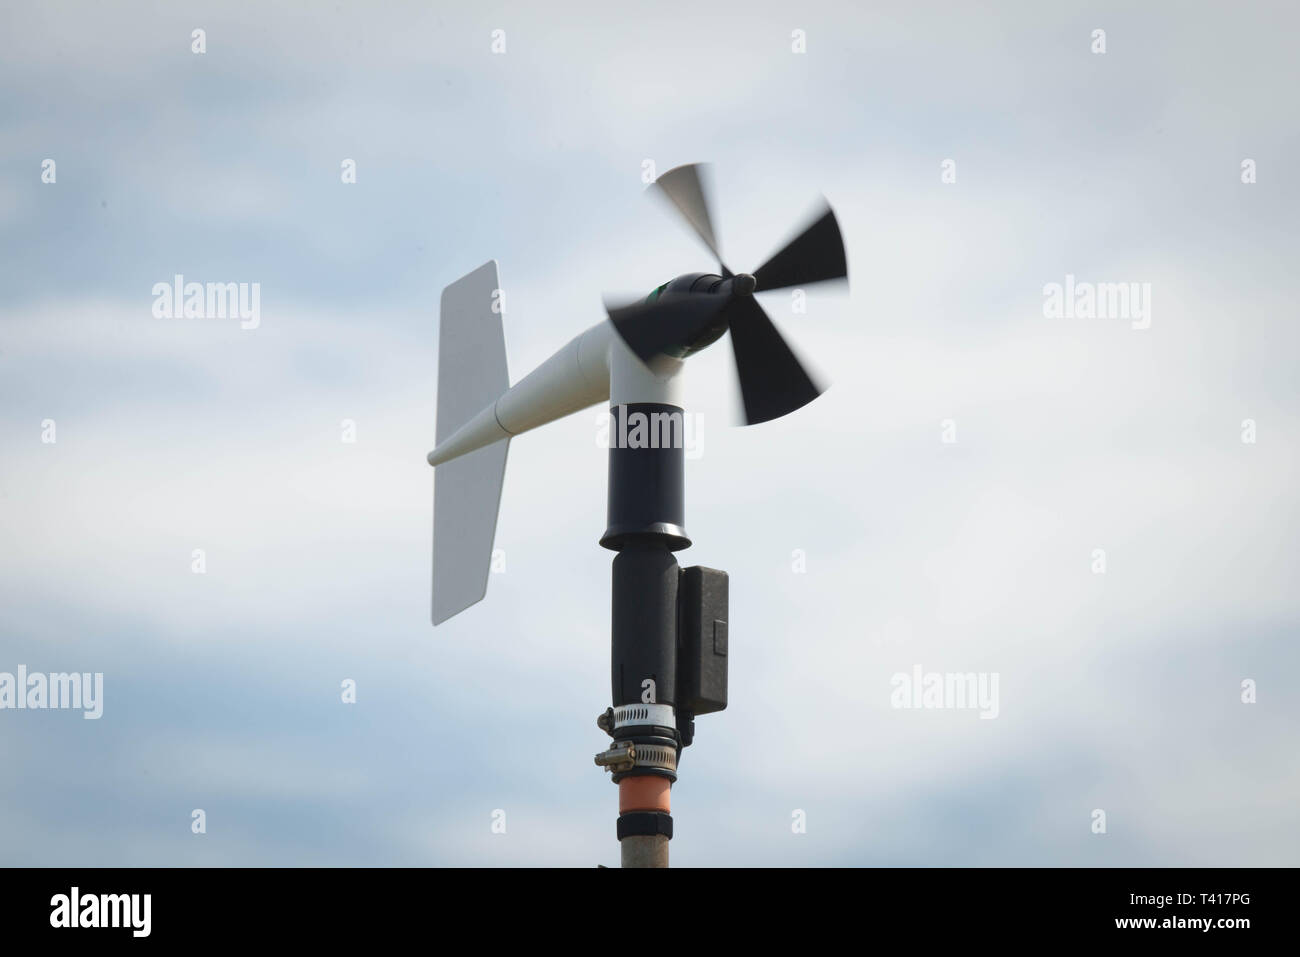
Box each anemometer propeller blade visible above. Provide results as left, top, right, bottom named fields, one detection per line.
left=725, top=295, right=824, bottom=425
left=650, top=163, right=726, bottom=270
left=752, top=204, right=848, bottom=293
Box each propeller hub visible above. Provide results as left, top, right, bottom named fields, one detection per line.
left=732, top=273, right=756, bottom=297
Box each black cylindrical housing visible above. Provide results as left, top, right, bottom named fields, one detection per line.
left=611, top=543, right=679, bottom=708
left=600, top=403, right=690, bottom=551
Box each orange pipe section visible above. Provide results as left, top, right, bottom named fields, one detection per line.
left=619, top=776, right=671, bottom=814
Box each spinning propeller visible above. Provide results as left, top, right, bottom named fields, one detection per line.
left=606, top=163, right=848, bottom=424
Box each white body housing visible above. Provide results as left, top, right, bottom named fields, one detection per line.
left=428, top=321, right=683, bottom=467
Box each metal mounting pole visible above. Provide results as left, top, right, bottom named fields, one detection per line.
left=620, top=834, right=670, bottom=868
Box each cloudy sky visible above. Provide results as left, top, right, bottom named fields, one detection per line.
left=1, top=0, right=1297, bottom=866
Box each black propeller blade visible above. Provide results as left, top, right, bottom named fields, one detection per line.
left=606, top=294, right=728, bottom=364
left=752, top=203, right=847, bottom=293
left=725, top=296, right=824, bottom=425
left=651, top=163, right=725, bottom=268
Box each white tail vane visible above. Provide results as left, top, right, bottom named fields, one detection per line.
left=429, top=261, right=618, bottom=625
left=431, top=262, right=511, bottom=625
